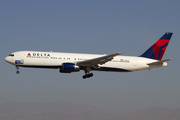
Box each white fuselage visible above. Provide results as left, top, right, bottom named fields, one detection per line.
left=5, top=51, right=167, bottom=72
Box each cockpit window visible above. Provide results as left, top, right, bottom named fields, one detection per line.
left=9, top=54, right=14, bottom=57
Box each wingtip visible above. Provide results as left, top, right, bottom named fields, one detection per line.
left=168, top=58, right=173, bottom=61
left=116, top=52, right=122, bottom=55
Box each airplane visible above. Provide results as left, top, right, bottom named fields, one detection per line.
left=5, top=32, right=173, bottom=79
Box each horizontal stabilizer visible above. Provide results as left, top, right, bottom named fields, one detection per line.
left=147, top=59, right=173, bottom=65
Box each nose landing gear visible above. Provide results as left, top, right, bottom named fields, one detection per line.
left=16, top=66, right=20, bottom=74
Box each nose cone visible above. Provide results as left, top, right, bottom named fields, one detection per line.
left=5, top=57, right=8, bottom=62
left=5, top=56, right=12, bottom=64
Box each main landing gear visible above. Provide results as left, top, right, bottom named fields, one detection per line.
left=82, top=67, right=93, bottom=79
left=16, top=66, right=20, bottom=74
left=83, top=73, right=93, bottom=79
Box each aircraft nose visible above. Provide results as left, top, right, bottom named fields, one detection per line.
left=5, top=57, right=8, bottom=62
left=5, top=56, right=11, bottom=63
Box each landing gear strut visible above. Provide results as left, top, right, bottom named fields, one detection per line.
left=82, top=67, right=93, bottom=79
left=16, top=66, right=20, bottom=74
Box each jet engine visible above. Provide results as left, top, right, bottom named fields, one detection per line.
left=60, top=63, right=80, bottom=73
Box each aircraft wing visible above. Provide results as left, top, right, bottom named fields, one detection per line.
left=147, top=59, right=173, bottom=65
left=77, top=52, right=122, bottom=67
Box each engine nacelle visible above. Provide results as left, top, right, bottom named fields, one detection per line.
left=60, top=63, right=80, bottom=73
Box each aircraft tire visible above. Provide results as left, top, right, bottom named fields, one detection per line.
left=83, top=73, right=93, bottom=79
left=83, top=75, right=87, bottom=79
left=90, top=73, right=93, bottom=77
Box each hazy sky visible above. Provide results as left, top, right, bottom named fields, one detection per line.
left=1, top=0, right=180, bottom=113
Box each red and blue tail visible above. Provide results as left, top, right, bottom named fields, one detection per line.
left=140, top=32, right=173, bottom=61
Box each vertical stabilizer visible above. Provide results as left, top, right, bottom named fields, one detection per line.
left=140, top=32, right=173, bottom=60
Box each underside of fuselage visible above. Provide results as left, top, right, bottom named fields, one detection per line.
left=17, top=65, right=132, bottom=72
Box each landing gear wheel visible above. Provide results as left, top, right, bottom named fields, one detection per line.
left=82, top=73, right=93, bottom=79
left=15, top=66, right=20, bottom=74
left=89, top=73, right=93, bottom=77
left=16, top=71, right=20, bottom=74
left=83, top=75, right=86, bottom=79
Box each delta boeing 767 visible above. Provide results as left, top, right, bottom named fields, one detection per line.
left=5, top=32, right=173, bottom=79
